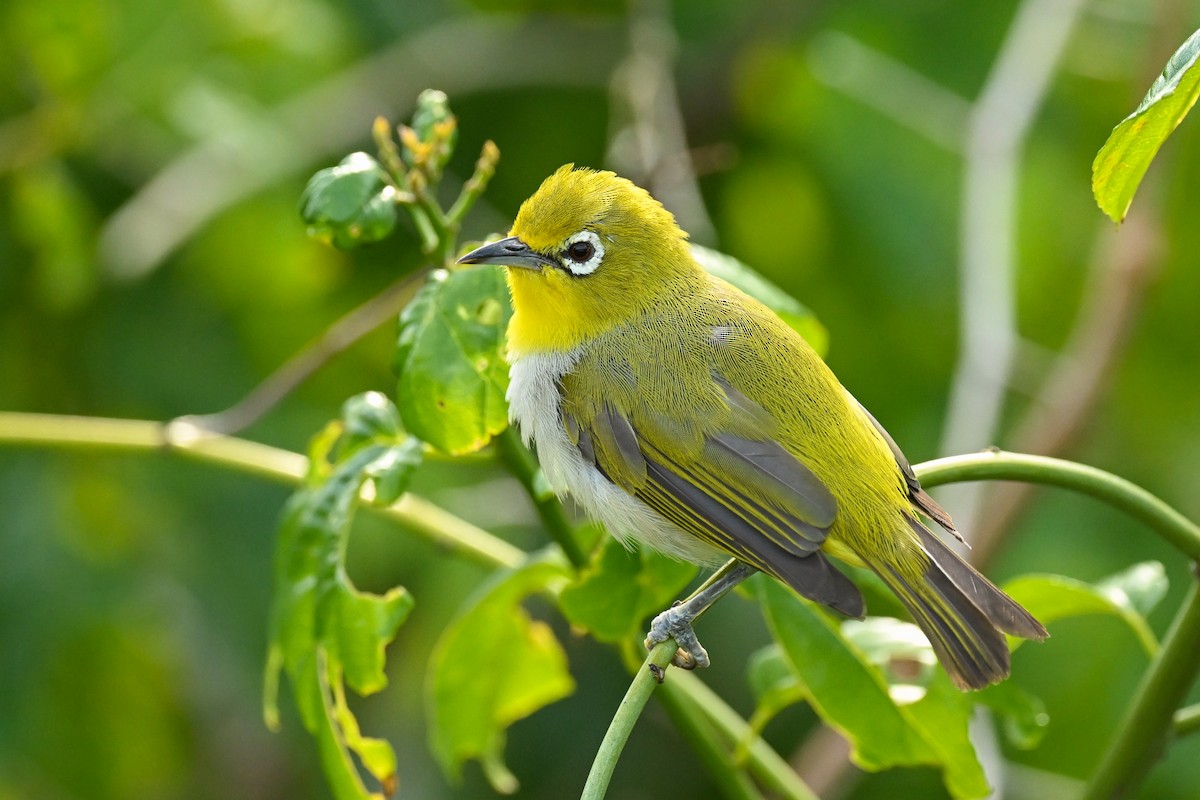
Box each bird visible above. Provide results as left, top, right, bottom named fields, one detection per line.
left=458, top=164, right=1047, bottom=690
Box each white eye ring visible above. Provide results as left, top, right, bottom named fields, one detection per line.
left=561, top=230, right=605, bottom=276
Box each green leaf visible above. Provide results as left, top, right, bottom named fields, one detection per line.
left=690, top=244, right=828, bottom=356
left=407, top=89, right=458, bottom=175
left=1003, top=562, right=1168, bottom=656
left=1093, top=28, right=1200, bottom=222
left=737, top=644, right=808, bottom=762
left=394, top=267, right=513, bottom=455
left=1097, top=560, right=1168, bottom=618
left=758, top=579, right=990, bottom=799
left=301, top=152, right=398, bottom=248
left=337, top=391, right=403, bottom=454
left=558, top=537, right=698, bottom=643
left=978, top=681, right=1049, bottom=750
left=363, top=436, right=423, bottom=506
left=333, top=392, right=423, bottom=505
left=264, top=397, right=424, bottom=800
left=841, top=617, right=938, bottom=702
left=746, top=643, right=799, bottom=703
left=427, top=558, right=574, bottom=792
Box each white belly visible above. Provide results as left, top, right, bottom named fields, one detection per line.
left=507, top=351, right=725, bottom=565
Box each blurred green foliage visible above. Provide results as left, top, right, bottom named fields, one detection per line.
left=3, top=1, right=1200, bottom=799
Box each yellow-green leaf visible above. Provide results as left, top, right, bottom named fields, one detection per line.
left=301, top=152, right=398, bottom=248
left=558, top=537, right=697, bottom=643
left=1093, top=28, right=1200, bottom=222
left=394, top=267, right=513, bottom=455
left=264, top=395, right=421, bottom=800
left=758, top=579, right=990, bottom=799
left=427, top=558, right=573, bottom=793
left=1003, top=561, right=1167, bottom=656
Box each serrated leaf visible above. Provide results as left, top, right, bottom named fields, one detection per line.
left=1003, top=562, right=1167, bottom=656
left=691, top=244, right=828, bottom=356
left=333, top=392, right=423, bottom=505
left=338, top=391, right=403, bottom=454
left=1093, top=28, right=1200, bottom=222
left=264, top=397, right=424, bottom=800
left=758, top=579, right=990, bottom=799
left=332, top=583, right=414, bottom=696
left=558, top=537, right=698, bottom=643
left=394, top=267, right=513, bottom=455
left=301, top=152, right=398, bottom=248
left=363, top=436, right=423, bottom=506
left=427, top=558, right=573, bottom=793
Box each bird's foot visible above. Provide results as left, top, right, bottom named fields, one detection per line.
left=645, top=603, right=710, bottom=670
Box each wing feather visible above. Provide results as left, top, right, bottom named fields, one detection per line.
left=572, top=385, right=863, bottom=616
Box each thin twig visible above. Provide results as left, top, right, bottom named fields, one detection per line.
left=915, top=451, right=1200, bottom=558
left=1175, top=702, right=1200, bottom=738
left=177, top=271, right=426, bottom=436
left=1081, top=579, right=1200, bottom=800
left=581, top=641, right=678, bottom=800
left=672, top=672, right=820, bottom=800
left=806, top=31, right=970, bottom=153
left=654, top=683, right=765, bottom=800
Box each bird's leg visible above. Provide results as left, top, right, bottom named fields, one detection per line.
left=645, top=560, right=757, bottom=670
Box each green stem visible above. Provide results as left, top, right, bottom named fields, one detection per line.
left=405, top=205, right=441, bottom=255
left=581, top=641, right=677, bottom=800
left=1175, top=703, right=1200, bottom=738
left=915, top=450, right=1200, bottom=559
left=655, top=682, right=764, bottom=800
left=496, top=426, right=588, bottom=569
left=446, top=140, right=501, bottom=227
left=913, top=450, right=1200, bottom=800
left=671, top=672, right=820, bottom=800
left=409, top=183, right=455, bottom=264
left=0, top=411, right=523, bottom=570
left=1081, top=580, right=1200, bottom=800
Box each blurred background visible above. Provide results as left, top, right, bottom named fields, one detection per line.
left=3, top=0, right=1200, bottom=798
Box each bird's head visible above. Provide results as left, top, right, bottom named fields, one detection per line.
left=458, top=165, right=698, bottom=355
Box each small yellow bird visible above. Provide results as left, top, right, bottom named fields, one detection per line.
left=460, top=165, right=1047, bottom=689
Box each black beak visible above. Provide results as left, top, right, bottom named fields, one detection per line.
left=457, top=236, right=558, bottom=271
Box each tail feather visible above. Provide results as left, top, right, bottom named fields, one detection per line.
left=913, top=522, right=1048, bottom=642
left=870, top=519, right=1048, bottom=690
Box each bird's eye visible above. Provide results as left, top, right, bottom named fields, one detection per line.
left=567, top=241, right=595, bottom=263
left=560, top=231, right=605, bottom=276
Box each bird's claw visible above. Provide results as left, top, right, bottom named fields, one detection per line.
left=644, top=605, right=710, bottom=670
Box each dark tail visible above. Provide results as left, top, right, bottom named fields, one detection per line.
left=870, top=519, right=1048, bottom=690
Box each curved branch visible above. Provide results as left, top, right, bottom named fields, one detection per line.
left=582, top=641, right=678, bottom=800
left=0, top=411, right=524, bottom=569
left=915, top=450, right=1200, bottom=560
